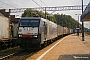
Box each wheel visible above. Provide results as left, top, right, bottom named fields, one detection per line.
left=42, top=41, right=47, bottom=47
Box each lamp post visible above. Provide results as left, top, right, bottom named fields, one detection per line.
left=75, top=14, right=81, bottom=36
left=82, top=0, right=84, bottom=41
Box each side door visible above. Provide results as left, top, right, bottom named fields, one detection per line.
left=43, top=22, right=47, bottom=39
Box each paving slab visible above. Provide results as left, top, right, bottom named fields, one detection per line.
left=27, top=34, right=90, bottom=60
left=40, top=34, right=90, bottom=60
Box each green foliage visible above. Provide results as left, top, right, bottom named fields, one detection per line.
left=54, top=14, right=79, bottom=29
left=22, top=8, right=35, bottom=17
left=21, top=8, right=57, bottom=23
left=22, top=9, right=79, bottom=29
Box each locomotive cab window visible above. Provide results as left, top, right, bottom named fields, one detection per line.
left=19, top=19, right=40, bottom=27
left=20, top=20, right=29, bottom=26
left=29, top=20, right=39, bottom=27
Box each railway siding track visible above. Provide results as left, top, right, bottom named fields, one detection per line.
left=0, top=47, right=23, bottom=60
left=0, top=52, right=18, bottom=60
left=6, top=49, right=39, bottom=60
left=0, top=47, right=39, bottom=60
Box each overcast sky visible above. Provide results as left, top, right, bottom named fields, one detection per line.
left=0, top=0, right=89, bottom=7
left=0, top=0, right=90, bottom=28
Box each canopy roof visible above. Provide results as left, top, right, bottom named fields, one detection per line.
left=81, top=2, right=90, bottom=21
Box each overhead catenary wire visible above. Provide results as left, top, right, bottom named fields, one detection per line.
left=32, top=0, right=44, bottom=12
left=40, top=0, right=47, bottom=6
left=32, top=0, right=42, bottom=7
left=0, top=1, right=16, bottom=8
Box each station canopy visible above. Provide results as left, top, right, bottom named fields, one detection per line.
left=81, top=2, right=90, bottom=21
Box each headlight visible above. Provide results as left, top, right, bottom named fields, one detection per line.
left=33, top=35, right=37, bottom=38
left=19, top=35, right=22, bottom=37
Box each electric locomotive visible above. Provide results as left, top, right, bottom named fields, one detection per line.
left=17, top=17, right=57, bottom=49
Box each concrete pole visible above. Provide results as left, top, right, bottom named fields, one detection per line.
left=45, top=7, right=46, bottom=19
left=82, top=0, right=84, bottom=41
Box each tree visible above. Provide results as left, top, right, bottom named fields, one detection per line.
left=21, top=9, right=57, bottom=23
left=54, top=14, right=79, bottom=29
left=22, top=9, right=79, bottom=29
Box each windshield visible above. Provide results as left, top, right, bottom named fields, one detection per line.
left=29, top=20, right=39, bottom=27
left=20, top=19, right=40, bottom=27
left=20, top=20, right=29, bottom=26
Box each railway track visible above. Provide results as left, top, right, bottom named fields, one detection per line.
left=0, top=41, right=56, bottom=60
left=7, top=49, right=39, bottom=60
left=0, top=48, right=39, bottom=60
left=0, top=35, right=65, bottom=60
left=0, top=47, right=23, bottom=60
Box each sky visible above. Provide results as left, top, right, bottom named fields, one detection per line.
left=0, top=0, right=90, bottom=29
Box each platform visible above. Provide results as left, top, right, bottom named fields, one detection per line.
left=27, top=34, right=90, bottom=60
